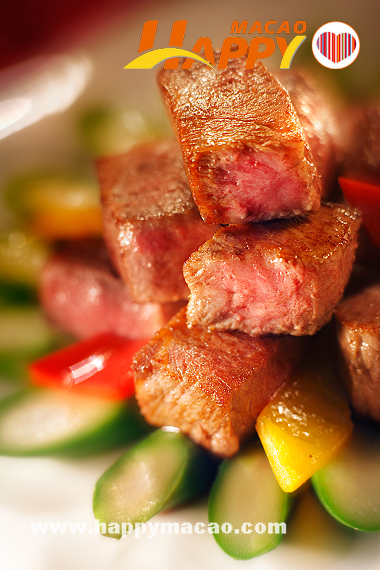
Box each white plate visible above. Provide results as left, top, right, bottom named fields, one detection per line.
left=0, top=1, right=379, bottom=568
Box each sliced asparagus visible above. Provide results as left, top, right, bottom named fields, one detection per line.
left=312, top=423, right=380, bottom=532
left=93, top=428, right=217, bottom=538
left=0, top=389, right=148, bottom=456
left=208, top=443, right=290, bottom=560
left=0, top=307, right=53, bottom=354
left=0, top=306, right=70, bottom=380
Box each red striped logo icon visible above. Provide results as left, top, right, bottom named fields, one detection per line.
left=312, top=22, right=360, bottom=69
left=316, top=32, right=356, bottom=63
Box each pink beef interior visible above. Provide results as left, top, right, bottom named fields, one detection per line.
left=186, top=246, right=315, bottom=335
left=184, top=204, right=361, bottom=336
left=116, top=211, right=217, bottom=304
left=40, top=240, right=183, bottom=340
left=199, top=147, right=312, bottom=224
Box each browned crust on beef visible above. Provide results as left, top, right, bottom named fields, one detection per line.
left=336, top=282, right=380, bottom=422
left=275, top=70, right=339, bottom=197
left=98, top=140, right=194, bottom=220
left=184, top=203, right=361, bottom=336
left=133, top=307, right=305, bottom=457
left=158, top=55, right=320, bottom=224
left=97, top=140, right=217, bottom=303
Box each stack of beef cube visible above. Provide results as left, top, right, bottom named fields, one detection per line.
left=42, top=53, right=366, bottom=457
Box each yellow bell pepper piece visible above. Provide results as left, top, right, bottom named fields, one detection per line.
left=6, top=174, right=102, bottom=240
left=256, top=367, right=352, bottom=493
left=30, top=208, right=102, bottom=240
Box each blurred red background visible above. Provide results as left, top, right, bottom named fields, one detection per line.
left=0, top=0, right=149, bottom=72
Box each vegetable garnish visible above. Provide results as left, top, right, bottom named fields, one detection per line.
left=0, top=230, right=50, bottom=286
left=1, top=52, right=380, bottom=566
left=5, top=174, right=102, bottom=240
left=312, top=422, right=380, bottom=532
left=79, top=107, right=161, bottom=157
left=0, top=388, right=148, bottom=456
left=29, top=333, right=148, bottom=400
left=93, top=428, right=217, bottom=538
left=256, top=365, right=353, bottom=492
left=208, top=443, right=289, bottom=560
left=0, top=306, right=67, bottom=381
left=338, top=176, right=380, bottom=249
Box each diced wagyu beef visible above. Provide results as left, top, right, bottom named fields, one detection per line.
left=40, top=239, right=183, bottom=340
left=336, top=282, right=380, bottom=422
left=158, top=56, right=321, bottom=225
left=184, top=203, right=361, bottom=336
left=97, top=140, right=217, bottom=303
left=132, top=307, right=305, bottom=457
left=275, top=70, right=339, bottom=197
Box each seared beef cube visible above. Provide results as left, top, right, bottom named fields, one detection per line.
left=184, top=203, right=361, bottom=336
left=133, top=307, right=305, bottom=457
left=158, top=56, right=320, bottom=225
left=336, top=282, right=380, bottom=422
left=275, top=70, right=339, bottom=197
left=40, top=239, right=183, bottom=340
left=98, top=140, right=217, bottom=303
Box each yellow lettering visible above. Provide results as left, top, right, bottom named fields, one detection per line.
left=280, top=36, right=307, bottom=68
left=276, top=37, right=288, bottom=56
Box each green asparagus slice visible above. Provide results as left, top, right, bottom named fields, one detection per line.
left=0, top=389, right=148, bottom=456
left=312, top=423, right=380, bottom=532
left=0, top=306, right=71, bottom=380
left=208, top=443, right=290, bottom=560
left=93, top=428, right=217, bottom=538
left=0, top=307, right=54, bottom=354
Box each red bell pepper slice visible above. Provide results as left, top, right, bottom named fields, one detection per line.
left=338, top=176, right=380, bottom=249
left=28, top=333, right=148, bottom=401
